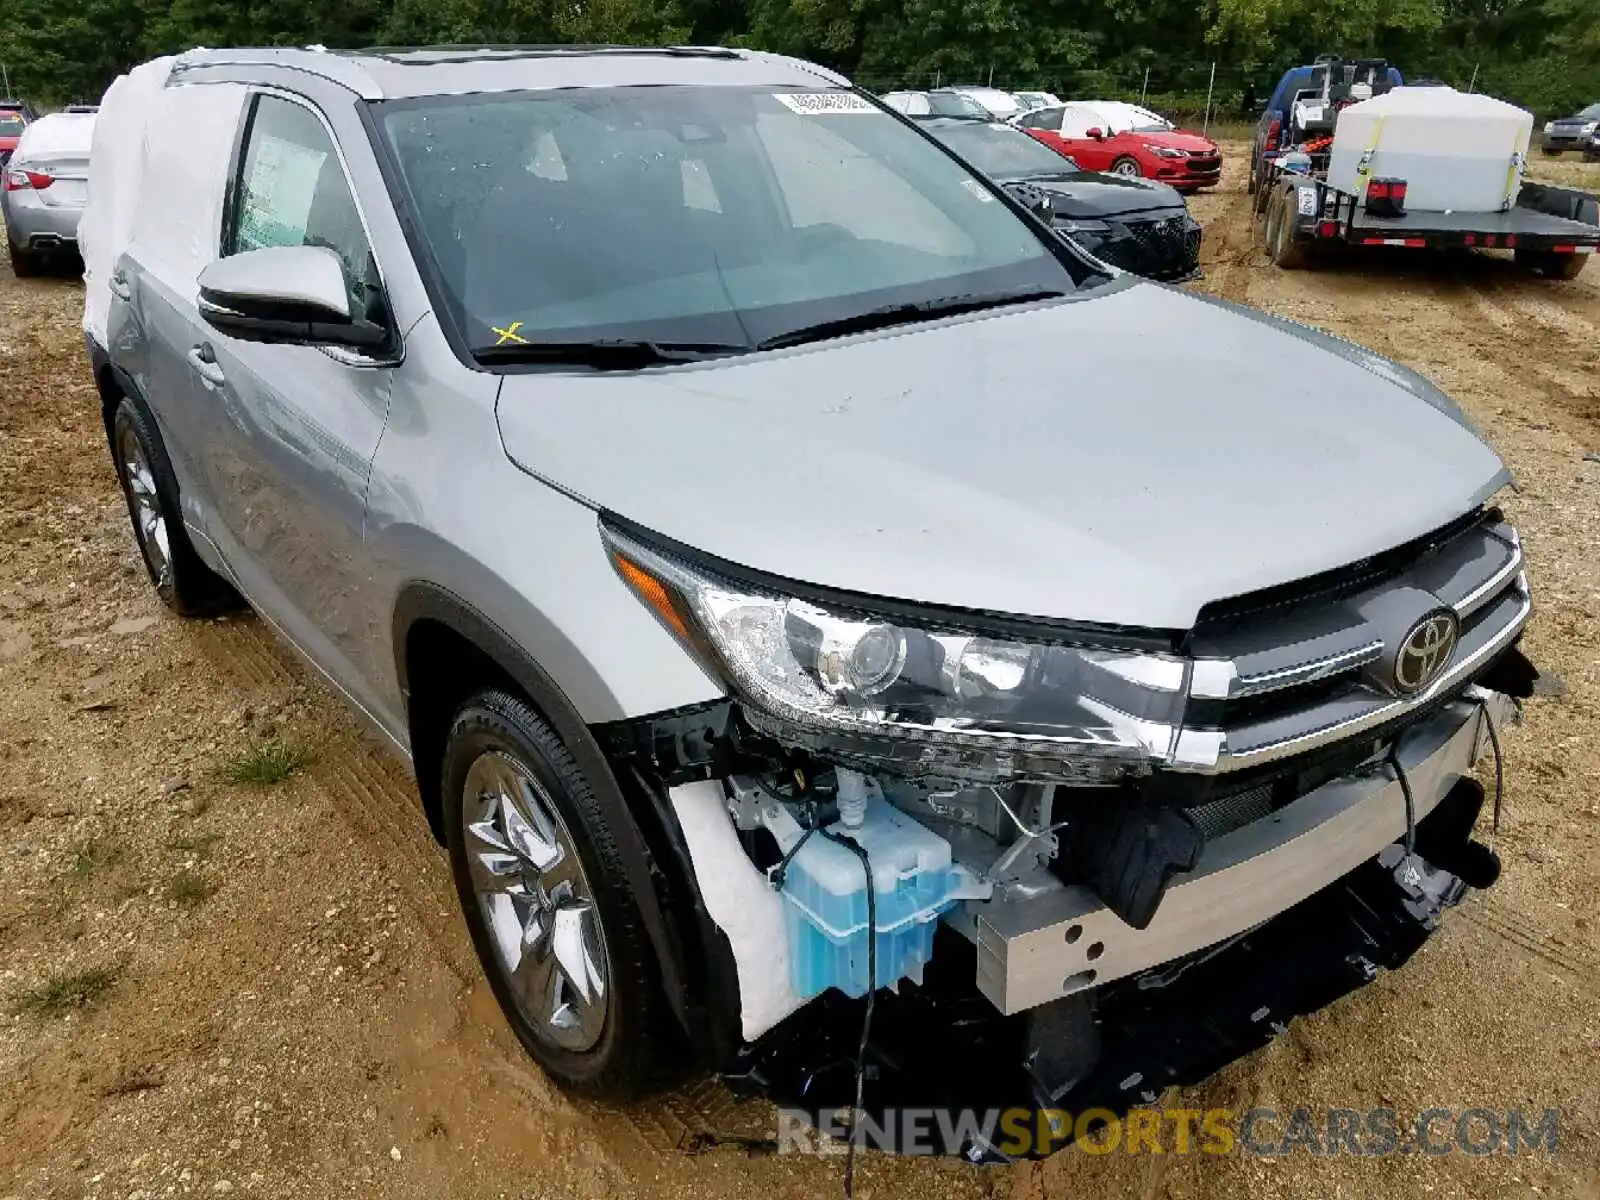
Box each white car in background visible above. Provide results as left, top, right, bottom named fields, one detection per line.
left=2, top=108, right=97, bottom=275
left=1013, top=90, right=1063, bottom=112
left=948, top=85, right=1026, bottom=120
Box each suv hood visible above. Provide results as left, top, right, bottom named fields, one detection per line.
left=496, top=283, right=1507, bottom=631
left=1007, top=171, right=1185, bottom=219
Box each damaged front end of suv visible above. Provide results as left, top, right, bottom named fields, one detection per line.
left=597, top=509, right=1535, bottom=1158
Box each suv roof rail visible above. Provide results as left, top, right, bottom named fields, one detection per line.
left=169, top=43, right=847, bottom=100
left=344, top=43, right=743, bottom=62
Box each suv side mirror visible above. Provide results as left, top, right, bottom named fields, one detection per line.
left=198, top=246, right=387, bottom=350
left=1086, top=127, right=1105, bottom=140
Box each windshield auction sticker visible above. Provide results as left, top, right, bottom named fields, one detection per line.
left=773, top=92, right=877, bottom=115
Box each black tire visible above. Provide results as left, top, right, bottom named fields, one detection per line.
left=1540, top=146, right=1562, bottom=157
left=7, top=237, right=41, bottom=278
left=1110, top=155, right=1143, bottom=179
left=110, top=397, right=240, bottom=616
left=1516, top=248, right=1587, bottom=280
left=1247, top=153, right=1259, bottom=196
left=441, top=689, right=676, bottom=1099
left=1268, top=190, right=1310, bottom=270
left=1262, top=187, right=1283, bottom=252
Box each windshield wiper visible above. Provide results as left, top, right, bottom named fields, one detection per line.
left=757, top=287, right=1068, bottom=351
left=474, top=338, right=749, bottom=368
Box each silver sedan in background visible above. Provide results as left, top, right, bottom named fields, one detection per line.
left=3, top=109, right=96, bottom=275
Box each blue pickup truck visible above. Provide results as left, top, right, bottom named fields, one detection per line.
left=1248, top=58, right=1406, bottom=194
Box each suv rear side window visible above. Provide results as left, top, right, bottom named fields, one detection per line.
left=226, top=95, right=384, bottom=323
left=0, top=112, right=25, bottom=134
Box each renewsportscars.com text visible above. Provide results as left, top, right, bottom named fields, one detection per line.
left=775, top=1105, right=1562, bottom=1158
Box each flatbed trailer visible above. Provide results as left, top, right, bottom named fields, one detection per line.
left=1256, top=160, right=1600, bottom=279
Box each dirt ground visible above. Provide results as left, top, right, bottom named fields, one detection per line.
left=2, top=145, right=1599, bottom=1200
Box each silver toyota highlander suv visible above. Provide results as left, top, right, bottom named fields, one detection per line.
left=84, top=45, right=1536, bottom=1149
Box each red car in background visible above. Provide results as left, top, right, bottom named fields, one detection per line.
left=0, top=106, right=29, bottom=167
left=1015, top=100, right=1221, bottom=192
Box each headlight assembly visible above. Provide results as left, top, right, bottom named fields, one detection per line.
left=1058, top=218, right=1113, bottom=237
left=1148, top=145, right=1188, bottom=159
left=603, top=522, right=1187, bottom=785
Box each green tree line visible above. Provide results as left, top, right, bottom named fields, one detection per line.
left=2, top=0, right=1597, bottom=118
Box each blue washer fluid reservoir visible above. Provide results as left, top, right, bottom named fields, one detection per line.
left=762, top=772, right=991, bottom=1000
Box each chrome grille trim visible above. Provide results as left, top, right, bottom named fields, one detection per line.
left=1170, top=582, right=1530, bottom=774
left=1191, top=638, right=1384, bottom=701
left=1452, top=534, right=1522, bottom=619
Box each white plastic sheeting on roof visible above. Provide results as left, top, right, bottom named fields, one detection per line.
left=124, top=82, right=248, bottom=300
left=82, top=56, right=175, bottom=346
left=83, top=64, right=248, bottom=345
left=1328, top=86, right=1534, bottom=213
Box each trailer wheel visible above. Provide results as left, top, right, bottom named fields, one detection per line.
left=1516, top=249, right=1587, bottom=280
left=1268, top=192, right=1309, bottom=270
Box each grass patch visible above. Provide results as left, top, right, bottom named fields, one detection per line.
left=165, top=869, right=213, bottom=909
left=68, top=837, right=124, bottom=879
left=220, top=739, right=309, bottom=787
left=9, top=965, right=119, bottom=1017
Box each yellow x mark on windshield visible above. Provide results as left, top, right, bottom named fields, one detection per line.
left=493, top=321, right=527, bottom=345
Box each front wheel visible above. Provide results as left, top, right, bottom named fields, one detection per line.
left=1110, top=156, right=1143, bottom=178
left=442, top=689, right=676, bottom=1098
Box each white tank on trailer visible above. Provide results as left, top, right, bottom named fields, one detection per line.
left=1327, top=86, right=1533, bottom=214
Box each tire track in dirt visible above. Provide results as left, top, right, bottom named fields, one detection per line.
left=311, top=748, right=476, bottom=985
left=1459, top=896, right=1600, bottom=989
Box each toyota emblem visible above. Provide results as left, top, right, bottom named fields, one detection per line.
left=1393, top=610, right=1460, bottom=695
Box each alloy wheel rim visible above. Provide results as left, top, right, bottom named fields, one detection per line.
left=119, top=429, right=171, bottom=590
left=462, top=750, right=610, bottom=1052
left=1114, top=160, right=1141, bottom=177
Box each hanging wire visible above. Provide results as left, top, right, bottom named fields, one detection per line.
left=1386, top=744, right=1418, bottom=857
left=1475, top=696, right=1507, bottom=838
left=819, top=829, right=876, bottom=1200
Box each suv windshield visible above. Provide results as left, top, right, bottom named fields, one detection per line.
left=375, top=86, right=1096, bottom=358
left=927, top=121, right=1078, bottom=179
left=1578, top=103, right=1600, bottom=120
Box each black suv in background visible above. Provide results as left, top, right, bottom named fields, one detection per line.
left=922, top=117, right=1203, bottom=281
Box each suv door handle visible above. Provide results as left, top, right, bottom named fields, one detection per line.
left=187, top=344, right=226, bottom=388
left=108, top=272, right=132, bottom=301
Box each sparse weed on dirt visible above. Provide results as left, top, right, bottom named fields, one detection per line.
left=168, top=831, right=221, bottom=856
left=68, top=836, right=124, bottom=878
left=165, top=869, right=213, bottom=908
left=8, top=965, right=119, bottom=1018
left=220, top=739, right=309, bottom=786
